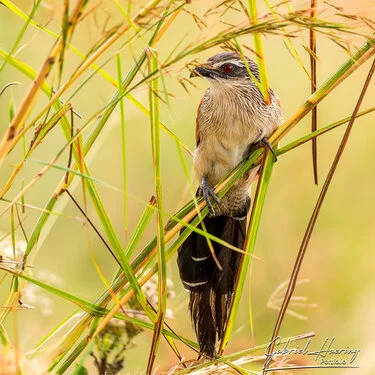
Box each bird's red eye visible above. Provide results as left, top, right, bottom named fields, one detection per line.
left=222, top=64, right=233, bottom=74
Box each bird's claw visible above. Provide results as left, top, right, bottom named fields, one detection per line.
left=201, top=178, right=219, bottom=216
left=260, top=138, right=277, bottom=161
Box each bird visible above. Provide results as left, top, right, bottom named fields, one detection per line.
left=177, top=52, right=283, bottom=357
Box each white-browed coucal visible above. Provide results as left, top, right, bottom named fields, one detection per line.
left=177, top=52, right=283, bottom=357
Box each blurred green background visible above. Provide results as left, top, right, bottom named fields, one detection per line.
left=0, top=0, right=374, bottom=373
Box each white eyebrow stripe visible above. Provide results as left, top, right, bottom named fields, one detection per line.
left=213, top=60, right=244, bottom=68
left=183, top=280, right=208, bottom=287
left=191, top=255, right=210, bottom=261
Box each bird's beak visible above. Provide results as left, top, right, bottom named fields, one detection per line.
left=190, top=65, right=215, bottom=79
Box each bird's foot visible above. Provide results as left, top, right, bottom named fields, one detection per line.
left=260, top=137, right=277, bottom=161
left=249, top=138, right=278, bottom=161
left=201, top=177, right=219, bottom=216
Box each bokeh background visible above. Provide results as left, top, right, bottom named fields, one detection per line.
left=0, top=0, right=374, bottom=373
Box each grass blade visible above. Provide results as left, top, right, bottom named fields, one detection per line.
left=247, top=0, right=271, bottom=103
left=0, top=0, right=42, bottom=73
left=116, top=54, right=128, bottom=232
left=146, top=48, right=168, bottom=374
left=125, top=196, right=157, bottom=258
left=277, top=106, right=375, bottom=156
left=0, top=265, right=107, bottom=316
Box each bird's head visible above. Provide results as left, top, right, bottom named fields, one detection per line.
left=191, top=52, right=260, bottom=89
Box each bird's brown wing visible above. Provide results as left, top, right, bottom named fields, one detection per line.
left=274, top=92, right=282, bottom=109
left=195, top=96, right=204, bottom=146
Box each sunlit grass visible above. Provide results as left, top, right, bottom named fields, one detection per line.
left=0, top=0, right=374, bottom=373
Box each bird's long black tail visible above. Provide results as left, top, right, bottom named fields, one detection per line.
left=177, top=199, right=249, bottom=357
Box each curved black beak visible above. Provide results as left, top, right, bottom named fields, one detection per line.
left=190, top=65, right=226, bottom=80
left=190, top=65, right=214, bottom=79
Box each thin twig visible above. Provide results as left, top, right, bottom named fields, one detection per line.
left=66, top=189, right=122, bottom=268
left=310, top=0, right=318, bottom=184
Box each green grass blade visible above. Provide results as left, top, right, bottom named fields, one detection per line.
left=29, top=160, right=124, bottom=194
left=146, top=48, right=169, bottom=374
left=0, top=0, right=56, bottom=38
left=0, top=0, right=42, bottom=73
left=0, top=324, right=10, bottom=345
left=0, top=265, right=107, bottom=316
left=277, top=106, right=375, bottom=156
left=116, top=54, right=128, bottom=232
left=126, top=92, right=192, bottom=156
left=30, top=311, right=81, bottom=357
left=125, top=196, right=156, bottom=258
left=247, top=0, right=271, bottom=103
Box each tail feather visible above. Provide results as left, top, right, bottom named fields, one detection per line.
left=189, top=287, right=216, bottom=356
left=177, top=199, right=249, bottom=357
